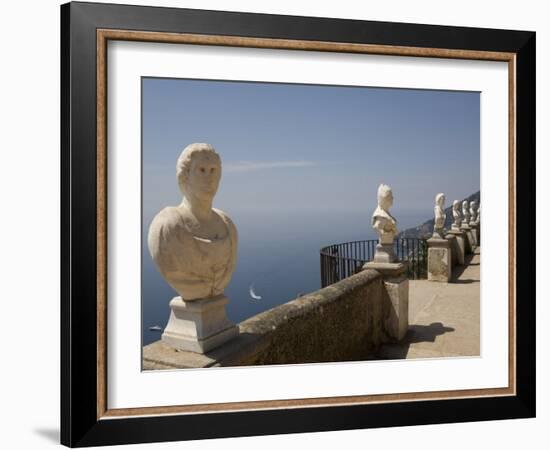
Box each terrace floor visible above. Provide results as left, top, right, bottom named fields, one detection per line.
left=377, top=247, right=480, bottom=359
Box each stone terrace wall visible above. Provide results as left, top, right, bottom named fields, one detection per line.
left=238, top=268, right=389, bottom=365
left=143, top=268, right=394, bottom=369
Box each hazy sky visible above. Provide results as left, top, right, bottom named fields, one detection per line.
left=142, top=78, right=480, bottom=219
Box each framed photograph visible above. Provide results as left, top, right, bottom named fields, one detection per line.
left=61, top=1, right=535, bottom=447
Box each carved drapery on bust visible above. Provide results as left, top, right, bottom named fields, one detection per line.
left=147, top=143, right=238, bottom=301
left=432, top=193, right=446, bottom=238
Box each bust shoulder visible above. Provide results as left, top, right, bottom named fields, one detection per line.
left=372, top=206, right=395, bottom=225
left=149, top=206, right=188, bottom=236
left=147, top=207, right=189, bottom=259
left=213, top=208, right=238, bottom=242
left=152, top=206, right=181, bottom=225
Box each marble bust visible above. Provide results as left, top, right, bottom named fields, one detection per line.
left=432, top=193, right=446, bottom=239
left=475, top=204, right=481, bottom=224
left=371, top=184, right=398, bottom=262
left=462, top=200, right=471, bottom=225
left=469, top=200, right=478, bottom=225
left=451, top=200, right=462, bottom=231
left=364, top=184, right=407, bottom=340
left=148, top=143, right=238, bottom=300
left=372, top=184, right=397, bottom=244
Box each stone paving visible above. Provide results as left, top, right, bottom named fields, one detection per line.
left=377, top=247, right=480, bottom=359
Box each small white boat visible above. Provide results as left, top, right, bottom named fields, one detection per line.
left=149, top=325, right=162, bottom=332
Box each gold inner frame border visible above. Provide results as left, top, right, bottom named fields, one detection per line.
left=95, top=28, right=517, bottom=420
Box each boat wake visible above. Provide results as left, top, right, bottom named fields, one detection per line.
left=249, top=284, right=262, bottom=300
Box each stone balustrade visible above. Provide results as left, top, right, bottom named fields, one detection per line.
left=143, top=267, right=404, bottom=369
left=427, top=196, right=480, bottom=282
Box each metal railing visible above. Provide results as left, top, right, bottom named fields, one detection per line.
left=320, top=238, right=428, bottom=287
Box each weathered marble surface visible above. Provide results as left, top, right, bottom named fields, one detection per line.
left=147, top=143, right=238, bottom=353
left=447, top=229, right=466, bottom=265
left=445, top=234, right=459, bottom=266
left=432, top=193, right=446, bottom=239
left=148, top=143, right=238, bottom=300
left=381, top=269, right=409, bottom=341
left=427, top=238, right=451, bottom=282
left=469, top=200, right=478, bottom=226
left=371, top=184, right=398, bottom=263
left=462, top=200, right=471, bottom=224
left=364, top=184, right=408, bottom=339
left=465, top=229, right=476, bottom=252
left=451, top=199, right=462, bottom=231
left=161, top=295, right=238, bottom=353
left=467, top=201, right=478, bottom=245
left=460, top=199, right=475, bottom=252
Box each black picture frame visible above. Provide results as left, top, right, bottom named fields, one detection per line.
left=61, top=1, right=535, bottom=447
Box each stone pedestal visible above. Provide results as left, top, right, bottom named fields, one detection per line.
left=460, top=224, right=474, bottom=254
left=447, top=229, right=465, bottom=265
left=427, top=237, right=451, bottom=282
left=363, top=261, right=408, bottom=341
left=372, top=242, right=396, bottom=263
left=445, top=234, right=459, bottom=267
left=162, top=295, right=238, bottom=354
left=472, top=223, right=480, bottom=245
left=469, top=222, right=478, bottom=246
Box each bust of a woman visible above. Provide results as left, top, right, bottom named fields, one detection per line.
left=451, top=200, right=462, bottom=230
left=432, top=193, right=446, bottom=238
left=147, top=143, right=238, bottom=301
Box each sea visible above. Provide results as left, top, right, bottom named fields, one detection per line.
left=142, top=209, right=428, bottom=346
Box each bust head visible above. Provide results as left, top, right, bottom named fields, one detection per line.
left=462, top=200, right=469, bottom=211
left=177, top=143, right=222, bottom=201
left=377, top=184, right=393, bottom=211
left=435, top=193, right=445, bottom=208
left=453, top=200, right=460, bottom=211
